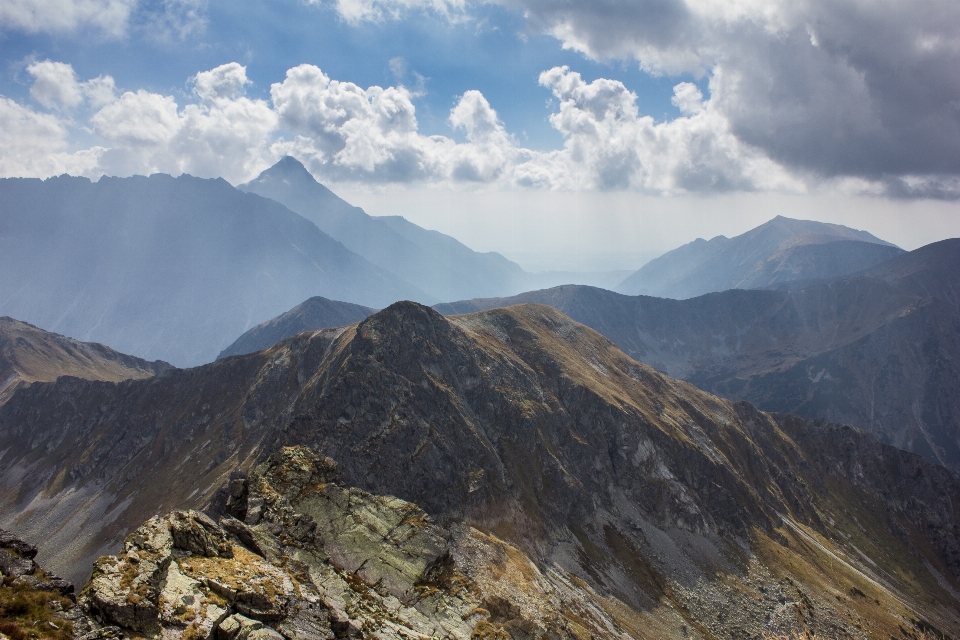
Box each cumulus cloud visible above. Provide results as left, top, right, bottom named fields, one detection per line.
left=1, top=58, right=951, bottom=198
left=281, top=0, right=960, bottom=193
left=89, top=63, right=277, bottom=182
left=28, top=60, right=116, bottom=110
left=496, top=0, right=960, bottom=186
left=0, top=98, right=103, bottom=177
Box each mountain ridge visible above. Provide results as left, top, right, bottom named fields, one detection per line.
left=434, top=238, right=960, bottom=470
left=1, top=301, right=958, bottom=638
left=617, top=215, right=903, bottom=298
left=0, top=173, right=427, bottom=366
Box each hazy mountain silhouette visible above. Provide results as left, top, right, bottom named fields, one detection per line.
left=437, top=239, right=960, bottom=471
left=2, top=302, right=958, bottom=637
left=617, top=215, right=902, bottom=298
left=239, top=157, right=529, bottom=301
left=0, top=174, right=427, bottom=366
left=217, top=296, right=376, bottom=359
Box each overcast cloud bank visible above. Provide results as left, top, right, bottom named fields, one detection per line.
left=1, top=0, right=958, bottom=198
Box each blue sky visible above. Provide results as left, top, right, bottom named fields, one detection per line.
left=1, top=0, right=694, bottom=147
left=1, top=0, right=958, bottom=268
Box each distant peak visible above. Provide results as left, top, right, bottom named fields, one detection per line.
left=256, top=156, right=318, bottom=183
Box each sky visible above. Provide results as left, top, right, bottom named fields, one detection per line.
left=2, top=0, right=959, bottom=271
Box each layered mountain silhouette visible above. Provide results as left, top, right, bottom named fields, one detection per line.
left=1, top=302, right=958, bottom=638
left=239, top=157, right=529, bottom=301
left=0, top=174, right=427, bottom=366
left=217, top=296, right=375, bottom=359
left=437, top=239, right=960, bottom=471
left=0, top=316, right=170, bottom=405
left=617, top=215, right=903, bottom=298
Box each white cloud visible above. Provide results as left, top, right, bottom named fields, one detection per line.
left=315, top=0, right=466, bottom=24
left=0, top=0, right=205, bottom=38
left=0, top=97, right=103, bottom=178
left=27, top=60, right=116, bottom=110
left=89, top=65, right=277, bottom=182
left=0, top=0, right=137, bottom=37
left=193, top=62, right=250, bottom=102
left=2, top=59, right=949, bottom=198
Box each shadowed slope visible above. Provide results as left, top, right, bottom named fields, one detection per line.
left=239, top=157, right=527, bottom=301
left=0, top=174, right=426, bottom=366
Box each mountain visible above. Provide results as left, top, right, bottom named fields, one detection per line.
left=239, top=157, right=529, bottom=302
left=616, top=215, right=903, bottom=298
left=0, top=174, right=427, bottom=366
left=436, top=240, right=960, bottom=471
left=217, top=296, right=376, bottom=359
left=1, top=302, right=959, bottom=638
left=0, top=316, right=170, bottom=405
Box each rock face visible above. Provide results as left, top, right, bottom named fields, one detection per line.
left=0, top=173, right=426, bottom=366
left=436, top=240, right=960, bottom=471
left=0, top=528, right=84, bottom=640
left=2, top=302, right=960, bottom=638
left=217, top=298, right=376, bottom=360
left=616, top=215, right=901, bottom=298
left=78, top=447, right=570, bottom=640
left=0, top=317, right=170, bottom=406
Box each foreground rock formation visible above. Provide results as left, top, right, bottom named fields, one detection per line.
left=78, top=446, right=574, bottom=639
left=2, top=302, right=959, bottom=638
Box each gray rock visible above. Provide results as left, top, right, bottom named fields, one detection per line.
left=0, top=548, right=35, bottom=576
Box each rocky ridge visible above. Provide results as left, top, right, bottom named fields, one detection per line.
left=435, top=239, right=960, bottom=471
left=1, top=302, right=959, bottom=638
left=77, top=446, right=574, bottom=640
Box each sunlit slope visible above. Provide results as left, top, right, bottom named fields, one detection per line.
left=0, top=316, right=170, bottom=405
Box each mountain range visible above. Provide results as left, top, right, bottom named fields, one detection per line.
left=1, top=302, right=959, bottom=638
left=0, top=173, right=426, bottom=366
left=436, top=239, right=960, bottom=472
left=616, top=215, right=904, bottom=298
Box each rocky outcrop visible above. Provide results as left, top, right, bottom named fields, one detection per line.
left=0, top=528, right=86, bottom=640
left=78, top=447, right=570, bottom=640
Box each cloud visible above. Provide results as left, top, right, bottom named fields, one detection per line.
left=316, top=0, right=466, bottom=24
left=89, top=64, right=277, bottom=182
left=0, top=0, right=205, bottom=38
left=296, top=0, right=960, bottom=192
left=0, top=97, right=103, bottom=178
left=193, top=62, right=250, bottom=101
left=1, top=59, right=951, bottom=198
left=27, top=60, right=116, bottom=110
left=0, top=0, right=137, bottom=37
left=496, top=0, right=960, bottom=184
